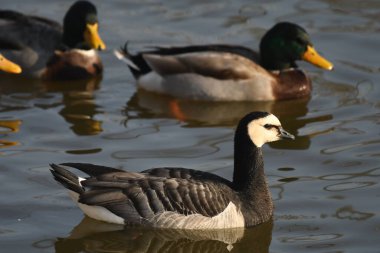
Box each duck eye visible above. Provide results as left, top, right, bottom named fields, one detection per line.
left=295, top=38, right=305, bottom=45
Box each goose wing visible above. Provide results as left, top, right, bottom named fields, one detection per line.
left=55, top=163, right=235, bottom=225
left=142, top=167, right=232, bottom=185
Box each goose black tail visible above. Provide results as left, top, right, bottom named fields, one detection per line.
left=50, top=164, right=84, bottom=194
left=60, top=162, right=124, bottom=176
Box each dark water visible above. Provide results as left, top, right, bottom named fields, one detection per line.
left=1, top=0, right=379, bottom=252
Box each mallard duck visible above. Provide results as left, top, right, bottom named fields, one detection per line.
left=0, top=53, right=21, bottom=74
left=0, top=0, right=105, bottom=80
left=115, top=22, right=333, bottom=101
left=50, top=111, right=294, bottom=229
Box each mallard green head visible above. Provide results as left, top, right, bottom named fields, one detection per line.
left=259, top=22, right=333, bottom=71
left=0, top=54, right=22, bottom=74
left=62, top=1, right=106, bottom=50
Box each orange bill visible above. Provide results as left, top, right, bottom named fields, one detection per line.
left=84, top=23, right=106, bottom=50
left=302, top=45, right=333, bottom=70
left=0, top=54, right=22, bottom=74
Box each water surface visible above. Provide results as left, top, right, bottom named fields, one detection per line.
left=0, top=0, right=379, bottom=252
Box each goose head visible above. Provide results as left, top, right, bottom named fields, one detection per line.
left=237, top=111, right=294, bottom=148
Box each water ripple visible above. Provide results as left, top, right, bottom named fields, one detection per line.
left=321, top=167, right=380, bottom=181
left=334, top=205, right=374, bottom=221
left=103, top=126, right=159, bottom=140
left=321, top=139, right=380, bottom=154
left=280, top=233, right=342, bottom=243
left=66, top=148, right=102, bottom=155
left=324, top=181, right=375, bottom=192
left=112, top=145, right=217, bottom=159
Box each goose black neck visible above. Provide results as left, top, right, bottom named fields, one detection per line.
left=232, top=134, right=265, bottom=192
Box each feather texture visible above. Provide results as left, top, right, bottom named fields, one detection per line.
left=50, top=163, right=238, bottom=227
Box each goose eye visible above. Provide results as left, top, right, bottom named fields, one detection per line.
left=264, top=124, right=272, bottom=129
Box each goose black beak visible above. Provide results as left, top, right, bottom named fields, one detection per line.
left=279, top=127, right=295, bottom=140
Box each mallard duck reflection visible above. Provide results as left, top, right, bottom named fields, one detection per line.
left=55, top=78, right=103, bottom=136
left=125, top=90, right=332, bottom=150
left=0, top=75, right=103, bottom=136
left=0, top=119, right=22, bottom=148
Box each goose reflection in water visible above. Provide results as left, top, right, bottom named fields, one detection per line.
left=54, top=217, right=272, bottom=253
left=124, top=90, right=333, bottom=150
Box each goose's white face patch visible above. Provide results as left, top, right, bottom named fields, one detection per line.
left=247, top=114, right=282, bottom=147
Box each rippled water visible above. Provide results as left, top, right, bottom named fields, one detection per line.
left=1, top=0, right=379, bottom=252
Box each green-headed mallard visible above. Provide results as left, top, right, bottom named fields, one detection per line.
left=115, top=22, right=333, bottom=101
left=0, top=0, right=106, bottom=80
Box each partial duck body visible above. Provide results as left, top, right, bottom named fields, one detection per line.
left=115, top=22, right=333, bottom=101
left=0, top=1, right=106, bottom=80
